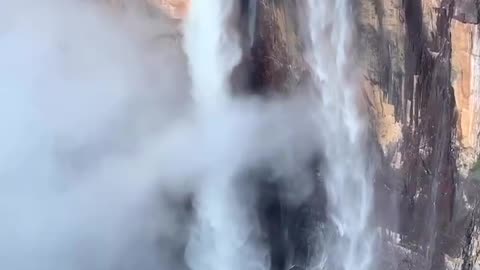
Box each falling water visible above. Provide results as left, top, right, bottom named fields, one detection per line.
left=182, top=0, right=240, bottom=112
left=182, top=1, right=267, bottom=270
left=182, top=0, right=374, bottom=269
left=306, top=1, right=374, bottom=270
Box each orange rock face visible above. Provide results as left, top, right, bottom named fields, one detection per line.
left=451, top=20, right=480, bottom=175
left=359, top=0, right=480, bottom=176
left=147, top=0, right=190, bottom=19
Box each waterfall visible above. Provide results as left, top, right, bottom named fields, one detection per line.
left=182, top=0, right=375, bottom=270
left=182, top=0, right=240, bottom=112
left=306, top=1, right=374, bottom=270
left=182, top=1, right=268, bottom=270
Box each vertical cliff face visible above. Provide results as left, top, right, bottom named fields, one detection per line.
left=359, top=0, right=480, bottom=177
left=359, top=0, right=480, bottom=269
left=240, top=0, right=480, bottom=269
left=451, top=13, right=480, bottom=176
left=245, top=0, right=307, bottom=93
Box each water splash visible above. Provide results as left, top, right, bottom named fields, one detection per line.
left=305, top=1, right=375, bottom=270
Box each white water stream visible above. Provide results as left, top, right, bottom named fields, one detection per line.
left=305, top=1, right=374, bottom=270
left=182, top=1, right=267, bottom=270
left=183, top=1, right=375, bottom=270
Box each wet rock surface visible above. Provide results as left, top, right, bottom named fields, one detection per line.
left=247, top=0, right=480, bottom=269
left=358, top=0, right=480, bottom=269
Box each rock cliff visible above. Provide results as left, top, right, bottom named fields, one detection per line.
left=359, top=0, right=480, bottom=269
left=239, top=1, right=480, bottom=269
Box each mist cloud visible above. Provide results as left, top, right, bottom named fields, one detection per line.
left=0, top=1, right=326, bottom=270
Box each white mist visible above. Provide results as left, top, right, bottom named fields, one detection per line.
left=0, top=1, right=375, bottom=270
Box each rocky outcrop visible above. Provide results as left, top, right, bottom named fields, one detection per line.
left=359, top=0, right=480, bottom=177
left=247, top=0, right=306, bottom=93
left=451, top=18, right=480, bottom=177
